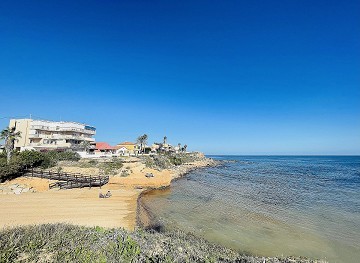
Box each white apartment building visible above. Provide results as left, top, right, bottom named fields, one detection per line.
left=9, top=119, right=96, bottom=151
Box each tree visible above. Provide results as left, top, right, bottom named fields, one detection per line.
left=80, top=140, right=92, bottom=153
left=0, top=126, right=21, bottom=164
left=183, top=144, right=188, bottom=152
left=136, top=134, right=148, bottom=154
left=178, top=143, right=181, bottom=151
left=163, top=136, right=167, bottom=145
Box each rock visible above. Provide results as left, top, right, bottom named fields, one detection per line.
left=13, top=188, right=22, bottom=195
left=10, top=184, right=19, bottom=190
left=22, top=188, right=30, bottom=193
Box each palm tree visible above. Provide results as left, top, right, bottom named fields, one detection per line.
left=136, top=134, right=148, bottom=154
left=80, top=141, right=92, bottom=153
left=183, top=144, right=188, bottom=153
left=0, top=126, right=21, bottom=164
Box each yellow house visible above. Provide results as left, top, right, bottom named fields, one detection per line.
left=115, top=142, right=138, bottom=154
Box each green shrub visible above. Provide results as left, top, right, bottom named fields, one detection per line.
left=17, top=150, right=47, bottom=168
left=0, top=224, right=317, bottom=263
left=0, top=151, right=43, bottom=182
left=0, top=150, right=81, bottom=182
left=43, top=151, right=80, bottom=163
left=144, top=155, right=172, bottom=170
left=143, top=153, right=202, bottom=169
left=121, top=169, right=130, bottom=177
left=0, top=152, right=6, bottom=159
left=169, top=156, right=183, bottom=166
left=0, top=159, right=24, bottom=182
left=99, top=159, right=123, bottom=175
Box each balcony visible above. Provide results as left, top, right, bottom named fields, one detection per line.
left=30, top=125, right=96, bottom=135
left=58, top=127, right=96, bottom=135
left=28, top=134, right=41, bottom=138
left=28, top=142, right=72, bottom=148
left=51, top=135, right=95, bottom=141
left=28, top=133, right=95, bottom=141
left=30, top=125, right=50, bottom=130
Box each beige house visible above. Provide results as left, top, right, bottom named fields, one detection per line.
left=9, top=118, right=96, bottom=151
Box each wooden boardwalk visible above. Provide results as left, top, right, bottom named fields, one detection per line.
left=25, top=169, right=109, bottom=190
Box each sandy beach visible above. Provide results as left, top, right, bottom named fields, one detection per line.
left=0, top=177, right=140, bottom=230
left=0, top=155, right=215, bottom=230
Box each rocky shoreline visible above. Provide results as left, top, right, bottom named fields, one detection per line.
left=135, top=155, right=326, bottom=263
left=136, top=153, right=219, bottom=229
left=170, top=154, right=220, bottom=180
left=0, top=153, right=326, bottom=262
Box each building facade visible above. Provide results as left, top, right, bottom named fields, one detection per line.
left=9, top=119, right=96, bottom=151
left=94, top=142, right=116, bottom=155
left=115, top=141, right=140, bottom=155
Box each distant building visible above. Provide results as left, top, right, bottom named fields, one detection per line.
left=94, top=142, right=116, bottom=154
left=116, top=146, right=128, bottom=155
left=9, top=118, right=96, bottom=151
left=0, top=144, right=4, bottom=153
left=151, top=143, right=160, bottom=153
left=115, top=141, right=140, bottom=155
left=153, top=142, right=175, bottom=153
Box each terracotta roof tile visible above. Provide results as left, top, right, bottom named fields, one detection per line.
left=117, top=141, right=135, bottom=145
left=95, top=142, right=116, bottom=150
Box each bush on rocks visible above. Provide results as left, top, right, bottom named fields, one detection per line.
left=143, top=152, right=208, bottom=170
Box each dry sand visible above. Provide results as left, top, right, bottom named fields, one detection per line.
left=0, top=156, right=215, bottom=230
left=0, top=177, right=140, bottom=230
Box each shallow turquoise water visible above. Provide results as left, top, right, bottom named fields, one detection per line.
left=141, top=156, right=360, bottom=263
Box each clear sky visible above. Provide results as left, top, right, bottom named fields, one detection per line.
left=0, top=0, right=359, bottom=155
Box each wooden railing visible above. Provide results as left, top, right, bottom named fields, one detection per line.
left=25, top=168, right=109, bottom=190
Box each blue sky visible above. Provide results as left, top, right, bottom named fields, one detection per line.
left=0, top=0, right=359, bottom=155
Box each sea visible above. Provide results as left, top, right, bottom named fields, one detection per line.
left=140, top=156, right=360, bottom=263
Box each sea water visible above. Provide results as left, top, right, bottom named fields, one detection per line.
left=141, top=156, right=360, bottom=263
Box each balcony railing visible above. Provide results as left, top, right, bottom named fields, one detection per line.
left=28, top=134, right=95, bottom=141
left=30, top=125, right=96, bottom=135
left=28, top=134, right=41, bottom=138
